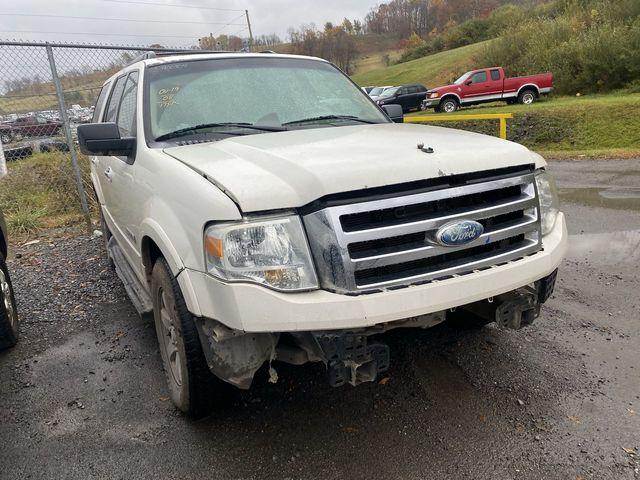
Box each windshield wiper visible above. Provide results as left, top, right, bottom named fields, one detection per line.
left=283, top=115, right=379, bottom=126
left=155, top=122, right=287, bottom=141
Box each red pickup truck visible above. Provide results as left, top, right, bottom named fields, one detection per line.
left=421, top=67, right=553, bottom=113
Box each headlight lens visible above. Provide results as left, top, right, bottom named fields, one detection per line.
left=535, top=169, right=560, bottom=235
left=429, top=92, right=439, bottom=99
left=204, top=215, right=318, bottom=291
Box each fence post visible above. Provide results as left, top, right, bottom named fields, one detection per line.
left=45, top=43, right=92, bottom=230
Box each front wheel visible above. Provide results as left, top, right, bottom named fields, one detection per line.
left=0, top=254, right=19, bottom=350
left=151, top=258, right=230, bottom=417
left=440, top=97, right=459, bottom=113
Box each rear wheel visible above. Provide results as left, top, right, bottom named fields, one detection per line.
left=440, top=97, right=459, bottom=113
left=0, top=254, right=19, bottom=350
left=518, top=89, right=536, bottom=105
left=151, top=258, right=230, bottom=417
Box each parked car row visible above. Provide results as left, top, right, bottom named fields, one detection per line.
left=362, top=67, right=553, bottom=115
left=0, top=105, right=94, bottom=145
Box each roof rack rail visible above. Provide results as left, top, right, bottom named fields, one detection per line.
left=125, top=49, right=234, bottom=66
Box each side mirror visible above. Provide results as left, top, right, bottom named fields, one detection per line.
left=465, top=80, right=473, bottom=86
left=382, top=104, right=404, bottom=123
left=77, top=123, right=135, bottom=156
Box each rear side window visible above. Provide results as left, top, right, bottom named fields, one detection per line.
left=92, top=84, right=111, bottom=123
left=407, top=86, right=418, bottom=94
left=490, top=69, right=501, bottom=81
left=117, top=72, right=139, bottom=137
left=104, top=75, right=127, bottom=123
left=471, top=71, right=488, bottom=83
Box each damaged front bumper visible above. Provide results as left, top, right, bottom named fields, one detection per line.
left=194, top=266, right=559, bottom=390
left=188, top=214, right=566, bottom=390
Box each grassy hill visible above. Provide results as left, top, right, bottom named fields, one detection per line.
left=352, top=41, right=488, bottom=89
left=408, top=93, right=640, bottom=158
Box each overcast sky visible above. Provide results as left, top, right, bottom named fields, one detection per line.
left=0, top=0, right=380, bottom=47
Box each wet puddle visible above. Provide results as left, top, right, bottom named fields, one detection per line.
left=559, top=187, right=640, bottom=211
left=568, top=230, right=640, bottom=264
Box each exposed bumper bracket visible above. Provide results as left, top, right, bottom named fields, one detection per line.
left=314, top=333, right=390, bottom=387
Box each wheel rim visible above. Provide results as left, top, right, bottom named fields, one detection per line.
left=0, top=269, right=17, bottom=330
left=158, top=288, right=183, bottom=387
left=1, top=134, right=9, bottom=144
left=523, top=93, right=534, bottom=104
left=444, top=101, right=456, bottom=112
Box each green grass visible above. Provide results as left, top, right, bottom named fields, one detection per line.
left=0, top=152, right=96, bottom=239
left=408, top=93, right=640, bottom=156
left=352, top=41, right=489, bottom=89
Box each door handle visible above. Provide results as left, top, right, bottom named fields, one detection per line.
left=104, top=167, right=114, bottom=182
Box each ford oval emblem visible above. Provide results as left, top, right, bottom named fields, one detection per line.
left=435, top=220, right=484, bottom=246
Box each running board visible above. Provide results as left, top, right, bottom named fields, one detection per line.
left=107, top=237, right=153, bottom=315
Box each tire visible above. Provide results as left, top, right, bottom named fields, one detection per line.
left=0, top=254, right=19, bottom=350
left=151, top=258, right=229, bottom=417
left=518, top=89, right=536, bottom=105
left=0, top=132, right=12, bottom=144
left=440, top=97, right=459, bottom=113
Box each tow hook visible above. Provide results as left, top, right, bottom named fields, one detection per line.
left=460, top=287, right=540, bottom=330
left=495, top=289, right=539, bottom=330
left=313, top=333, right=390, bottom=387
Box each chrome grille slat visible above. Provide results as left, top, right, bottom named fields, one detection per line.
left=338, top=195, right=537, bottom=244
left=355, top=239, right=541, bottom=290
left=330, top=173, right=532, bottom=216
left=303, top=170, right=543, bottom=294
left=351, top=214, right=539, bottom=270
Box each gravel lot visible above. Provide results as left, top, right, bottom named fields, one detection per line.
left=1, top=159, right=639, bottom=480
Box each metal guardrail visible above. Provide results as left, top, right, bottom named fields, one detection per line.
left=404, top=113, right=514, bottom=140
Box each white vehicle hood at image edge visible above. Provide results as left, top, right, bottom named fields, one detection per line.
left=163, top=123, right=546, bottom=212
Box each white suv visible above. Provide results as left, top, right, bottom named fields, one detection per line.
left=78, top=52, right=567, bottom=417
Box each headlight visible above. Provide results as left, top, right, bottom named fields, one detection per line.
left=534, top=169, right=560, bottom=235
left=429, top=92, right=439, bottom=99
left=204, top=215, right=318, bottom=291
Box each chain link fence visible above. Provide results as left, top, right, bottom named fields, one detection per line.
left=0, top=41, right=190, bottom=236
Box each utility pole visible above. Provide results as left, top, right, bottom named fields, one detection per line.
left=245, top=9, right=254, bottom=52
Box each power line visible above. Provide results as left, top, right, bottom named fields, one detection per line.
left=0, top=13, right=246, bottom=27
left=0, top=30, right=203, bottom=40
left=100, top=0, right=244, bottom=11
left=207, top=13, right=247, bottom=37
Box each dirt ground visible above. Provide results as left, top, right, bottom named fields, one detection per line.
left=1, top=159, right=639, bottom=480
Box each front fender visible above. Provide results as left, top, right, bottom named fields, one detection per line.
left=139, top=216, right=202, bottom=316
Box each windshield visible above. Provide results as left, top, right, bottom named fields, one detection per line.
left=369, top=87, right=384, bottom=96
left=379, top=87, right=399, bottom=98
left=454, top=72, right=472, bottom=85
left=144, top=57, right=388, bottom=140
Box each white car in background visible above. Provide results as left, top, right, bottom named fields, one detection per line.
left=368, top=85, right=394, bottom=101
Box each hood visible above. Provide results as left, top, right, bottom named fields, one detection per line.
left=163, top=123, right=544, bottom=213
left=431, top=84, right=459, bottom=94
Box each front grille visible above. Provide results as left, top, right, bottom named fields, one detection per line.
left=303, top=168, right=543, bottom=294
